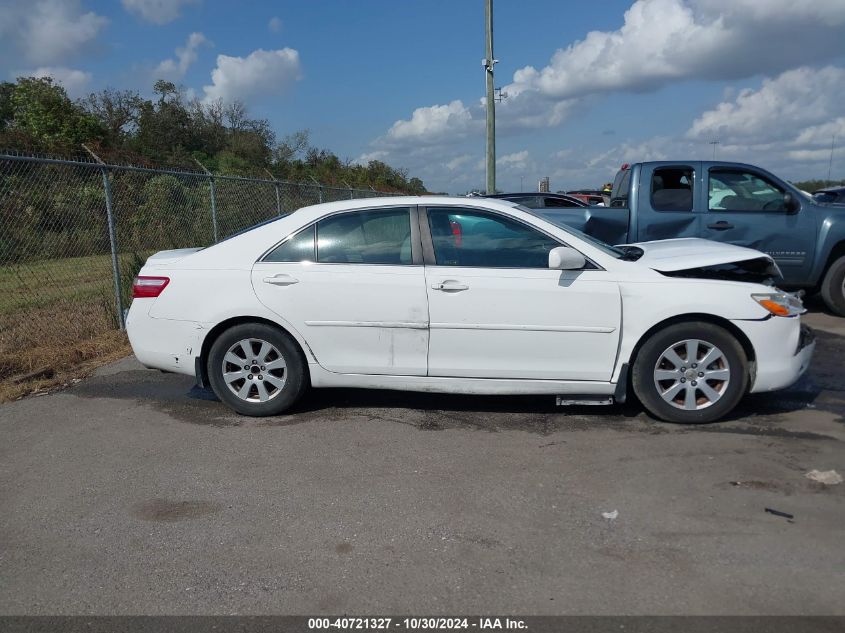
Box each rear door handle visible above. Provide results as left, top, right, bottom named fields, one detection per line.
left=263, top=273, right=299, bottom=286
left=707, top=221, right=734, bottom=231
left=432, top=280, right=469, bottom=292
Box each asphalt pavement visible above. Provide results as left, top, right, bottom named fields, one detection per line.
left=1, top=309, right=844, bottom=615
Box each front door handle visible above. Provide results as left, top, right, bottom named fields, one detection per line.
left=432, top=280, right=469, bottom=292
left=707, top=221, right=735, bottom=231
left=263, top=273, right=299, bottom=286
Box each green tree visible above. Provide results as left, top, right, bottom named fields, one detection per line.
left=5, top=77, right=103, bottom=147
left=84, top=88, right=144, bottom=146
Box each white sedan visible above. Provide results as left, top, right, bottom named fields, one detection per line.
left=127, top=197, right=815, bottom=424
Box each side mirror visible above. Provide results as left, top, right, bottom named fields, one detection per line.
left=784, top=191, right=799, bottom=213
left=549, top=246, right=587, bottom=270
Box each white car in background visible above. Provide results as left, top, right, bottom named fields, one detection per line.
left=127, top=197, right=814, bottom=424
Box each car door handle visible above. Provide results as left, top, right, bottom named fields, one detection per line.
left=707, top=221, right=735, bottom=231
left=432, top=281, right=469, bottom=292
left=263, top=273, right=299, bottom=286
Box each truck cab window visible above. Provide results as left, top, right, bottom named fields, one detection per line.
left=651, top=167, right=694, bottom=212
left=709, top=169, right=788, bottom=212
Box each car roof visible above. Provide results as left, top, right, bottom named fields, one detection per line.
left=487, top=192, right=573, bottom=198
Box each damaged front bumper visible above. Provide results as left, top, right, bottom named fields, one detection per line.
left=735, top=316, right=815, bottom=394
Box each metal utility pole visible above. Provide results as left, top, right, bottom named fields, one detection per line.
left=710, top=140, right=719, bottom=160
left=484, top=0, right=496, bottom=194
left=83, top=144, right=124, bottom=330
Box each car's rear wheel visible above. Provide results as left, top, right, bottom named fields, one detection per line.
left=208, top=323, right=307, bottom=416
left=632, top=322, right=748, bottom=424
left=820, top=255, right=845, bottom=317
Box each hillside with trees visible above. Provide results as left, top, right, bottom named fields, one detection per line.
left=0, top=77, right=426, bottom=193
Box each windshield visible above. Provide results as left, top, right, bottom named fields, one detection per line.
left=513, top=204, right=629, bottom=259
left=813, top=191, right=838, bottom=203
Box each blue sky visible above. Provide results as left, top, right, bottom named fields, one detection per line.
left=1, top=0, right=844, bottom=193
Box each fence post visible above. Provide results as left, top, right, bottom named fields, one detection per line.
left=83, top=145, right=124, bottom=330
left=194, top=159, right=218, bottom=242
left=265, top=168, right=283, bottom=216
left=342, top=180, right=354, bottom=200
left=309, top=176, right=323, bottom=203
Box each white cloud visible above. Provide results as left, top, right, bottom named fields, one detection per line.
left=506, top=0, right=845, bottom=103
left=268, top=16, right=283, bottom=32
left=28, top=66, right=92, bottom=97
left=354, top=150, right=389, bottom=165
left=386, top=100, right=480, bottom=146
left=446, top=154, right=472, bottom=171
left=497, top=150, right=530, bottom=171
left=122, top=0, right=198, bottom=25
left=687, top=66, right=845, bottom=147
left=0, top=0, right=108, bottom=67
left=201, top=48, right=302, bottom=105
left=154, top=32, right=209, bottom=80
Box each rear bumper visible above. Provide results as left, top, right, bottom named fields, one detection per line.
left=126, top=300, right=203, bottom=377
left=733, top=316, right=815, bottom=393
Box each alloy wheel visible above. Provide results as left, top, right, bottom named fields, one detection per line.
left=653, top=338, right=731, bottom=410
left=221, top=338, right=287, bottom=402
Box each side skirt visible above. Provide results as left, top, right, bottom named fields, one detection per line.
left=308, top=363, right=617, bottom=396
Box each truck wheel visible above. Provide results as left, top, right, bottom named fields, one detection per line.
left=632, top=322, right=748, bottom=424
left=820, top=255, right=845, bottom=317
left=207, top=323, right=308, bottom=416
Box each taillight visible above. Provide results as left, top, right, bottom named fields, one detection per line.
left=450, top=220, right=463, bottom=247
left=132, top=276, right=170, bottom=298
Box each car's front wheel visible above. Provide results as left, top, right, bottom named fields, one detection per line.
left=207, top=323, right=308, bottom=416
left=820, top=255, right=845, bottom=317
left=632, top=322, right=748, bottom=424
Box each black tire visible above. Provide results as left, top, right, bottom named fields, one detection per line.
left=820, top=255, right=845, bottom=317
left=207, top=323, right=308, bottom=416
left=631, top=322, right=748, bottom=424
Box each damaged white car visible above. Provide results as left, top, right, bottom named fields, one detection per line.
left=127, top=197, right=814, bottom=423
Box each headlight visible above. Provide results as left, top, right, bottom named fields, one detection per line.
left=752, top=292, right=805, bottom=317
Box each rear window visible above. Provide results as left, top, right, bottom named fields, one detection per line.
left=610, top=169, right=631, bottom=207
left=544, top=196, right=581, bottom=208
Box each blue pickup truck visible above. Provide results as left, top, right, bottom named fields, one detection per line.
left=531, top=161, right=845, bottom=315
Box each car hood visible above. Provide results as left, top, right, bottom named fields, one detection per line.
left=621, top=238, right=782, bottom=276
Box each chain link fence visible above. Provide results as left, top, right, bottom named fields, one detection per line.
left=0, top=152, right=395, bottom=394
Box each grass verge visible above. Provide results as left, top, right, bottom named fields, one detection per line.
left=0, top=253, right=144, bottom=403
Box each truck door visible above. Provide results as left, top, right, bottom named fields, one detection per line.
left=702, top=165, right=816, bottom=285
left=634, top=163, right=702, bottom=242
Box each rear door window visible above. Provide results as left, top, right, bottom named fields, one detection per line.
left=650, top=166, right=694, bottom=212
left=316, top=207, right=413, bottom=264
left=264, top=225, right=315, bottom=262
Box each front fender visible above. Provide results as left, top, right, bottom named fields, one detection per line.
left=813, top=213, right=845, bottom=282
left=613, top=279, right=770, bottom=381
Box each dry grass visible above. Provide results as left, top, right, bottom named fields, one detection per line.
left=0, top=300, right=132, bottom=402
left=0, top=257, right=135, bottom=403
